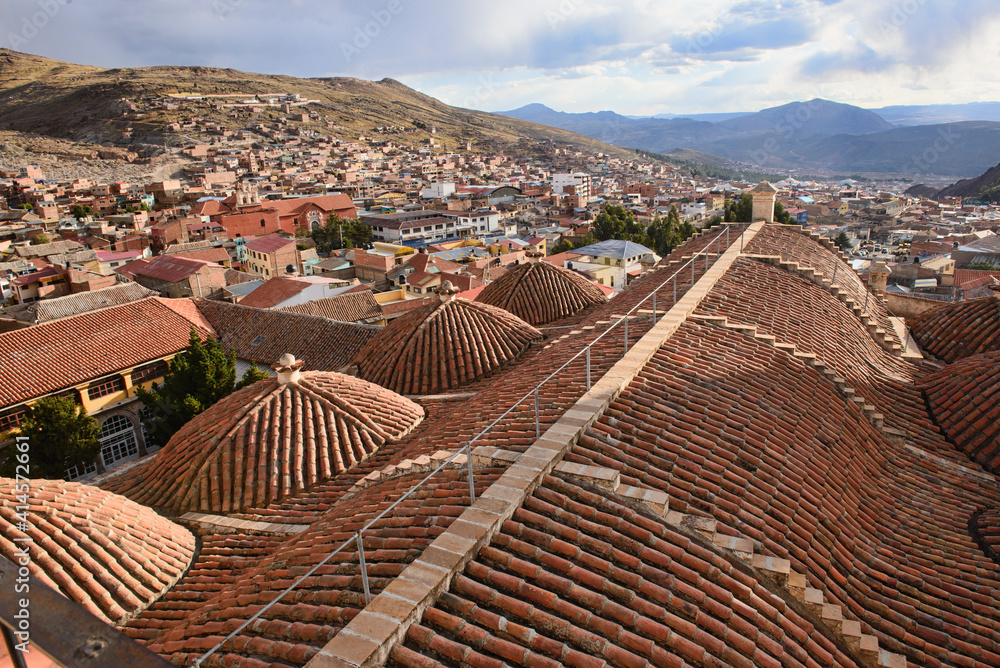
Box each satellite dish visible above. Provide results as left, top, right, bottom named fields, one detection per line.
left=286, top=264, right=296, bottom=274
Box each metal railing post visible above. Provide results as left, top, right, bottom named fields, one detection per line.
left=673, top=274, right=677, bottom=304
left=727, top=225, right=730, bottom=249
left=652, top=293, right=657, bottom=321
left=740, top=229, right=744, bottom=252
left=832, top=264, right=838, bottom=285
left=466, top=443, right=475, bottom=504
left=624, top=314, right=629, bottom=352
left=691, top=257, right=695, bottom=284
left=705, top=248, right=709, bottom=271
left=864, top=291, right=869, bottom=314
left=534, top=388, right=540, bottom=439
left=357, top=533, right=371, bottom=605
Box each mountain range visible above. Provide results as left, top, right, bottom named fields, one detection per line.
left=498, top=101, right=1000, bottom=177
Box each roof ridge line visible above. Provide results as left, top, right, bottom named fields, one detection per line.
left=303, top=222, right=767, bottom=668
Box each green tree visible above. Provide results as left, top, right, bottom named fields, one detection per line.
left=31, top=233, right=50, bottom=245
left=311, top=214, right=373, bottom=254
left=137, top=329, right=254, bottom=447
left=236, top=362, right=270, bottom=390
left=70, top=204, right=96, bottom=220
left=834, top=232, right=852, bottom=251
left=724, top=194, right=754, bottom=223
left=774, top=201, right=792, bottom=225
left=645, top=208, right=683, bottom=257
left=549, top=238, right=574, bottom=255
left=0, top=396, right=100, bottom=480
left=593, top=204, right=644, bottom=242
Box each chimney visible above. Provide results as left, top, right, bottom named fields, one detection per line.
left=273, top=353, right=304, bottom=385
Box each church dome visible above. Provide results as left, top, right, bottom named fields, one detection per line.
left=920, top=350, right=1000, bottom=474
left=476, top=259, right=607, bottom=326
left=0, top=479, right=195, bottom=624
left=111, top=361, right=424, bottom=514
left=353, top=283, right=542, bottom=395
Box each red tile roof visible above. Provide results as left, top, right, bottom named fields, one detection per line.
left=908, top=295, right=1000, bottom=363
left=353, top=297, right=543, bottom=395
left=129, top=255, right=217, bottom=283
left=107, top=373, right=424, bottom=514
left=0, top=479, right=195, bottom=624
left=0, top=297, right=214, bottom=407
left=123, top=469, right=505, bottom=661
left=237, top=276, right=311, bottom=308
left=920, top=350, right=1000, bottom=474
left=193, top=299, right=379, bottom=371
left=476, top=260, right=607, bottom=326
left=974, top=508, right=1000, bottom=567
left=277, top=289, right=382, bottom=323
left=244, top=232, right=295, bottom=254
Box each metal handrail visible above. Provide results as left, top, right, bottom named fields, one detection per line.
left=194, top=224, right=739, bottom=665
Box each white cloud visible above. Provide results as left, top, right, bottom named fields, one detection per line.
left=1, top=0, right=998, bottom=114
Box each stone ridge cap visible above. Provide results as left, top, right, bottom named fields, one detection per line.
left=303, top=222, right=767, bottom=668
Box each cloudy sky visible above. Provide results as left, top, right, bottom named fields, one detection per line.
left=2, top=0, right=999, bottom=115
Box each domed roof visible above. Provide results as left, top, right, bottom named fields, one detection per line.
left=112, top=368, right=424, bottom=514
left=475, top=260, right=607, bottom=326
left=353, top=288, right=543, bottom=395
left=908, top=294, right=1000, bottom=363
left=920, top=350, right=1000, bottom=474
left=0, top=479, right=194, bottom=624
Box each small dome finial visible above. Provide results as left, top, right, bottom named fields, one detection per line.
left=273, top=354, right=305, bottom=384
left=437, top=280, right=460, bottom=303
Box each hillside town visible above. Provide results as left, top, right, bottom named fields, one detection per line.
left=2, top=95, right=999, bottom=328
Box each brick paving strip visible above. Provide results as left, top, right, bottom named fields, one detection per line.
left=305, top=222, right=766, bottom=668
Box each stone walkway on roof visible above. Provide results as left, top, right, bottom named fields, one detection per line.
left=304, top=222, right=771, bottom=668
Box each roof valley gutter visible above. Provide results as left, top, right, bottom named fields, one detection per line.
left=305, top=223, right=764, bottom=668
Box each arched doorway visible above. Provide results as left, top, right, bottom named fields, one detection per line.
left=98, top=414, right=140, bottom=469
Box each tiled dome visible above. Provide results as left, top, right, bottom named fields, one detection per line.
left=111, top=367, right=424, bottom=514
left=353, top=287, right=542, bottom=395
left=476, top=260, right=607, bottom=326
left=0, top=480, right=194, bottom=624
left=909, top=294, right=1000, bottom=363
left=920, top=350, right=1000, bottom=474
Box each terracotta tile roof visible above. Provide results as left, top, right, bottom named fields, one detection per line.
left=129, top=254, right=217, bottom=283
left=0, top=282, right=156, bottom=324
left=353, top=296, right=543, bottom=395
left=908, top=295, right=1000, bottom=363
left=920, top=350, right=1000, bottom=473
left=745, top=225, right=903, bottom=348
left=194, top=298, right=379, bottom=370
left=122, top=469, right=505, bottom=662
left=395, top=474, right=859, bottom=668
left=0, top=297, right=214, bottom=407
left=956, top=269, right=1000, bottom=290
left=476, top=260, right=608, bottom=326
left=565, top=320, right=1000, bottom=667
left=244, top=232, right=295, bottom=254
left=0, top=479, right=195, bottom=625
left=107, top=373, right=424, bottom=514
left=237, top=276, right=312, bottom=308
left=277, top=289, right=383, bottom=323
left=164, top=247, right=231, bottom=264
left=973, top=508, right=1000, bottom=567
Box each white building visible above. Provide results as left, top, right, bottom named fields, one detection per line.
left=421, top=182, right=456, bottom=199
left=552, top=173, right=592, bottom=199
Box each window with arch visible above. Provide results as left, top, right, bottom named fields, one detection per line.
left=98, top=414, right=139, bottom=468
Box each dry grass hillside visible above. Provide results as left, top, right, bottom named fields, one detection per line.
left=0, top=49, right=633, bottom=159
